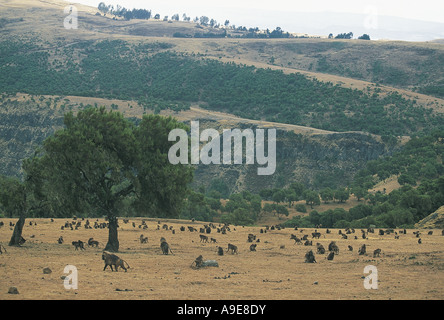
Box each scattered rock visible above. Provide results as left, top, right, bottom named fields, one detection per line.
left=43, top=267, right=52, bottom=274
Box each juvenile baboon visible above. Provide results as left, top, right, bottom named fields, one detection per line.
left=250, top=244, right=257, bottom=251
left=160, top=238, right=173, bottom=255
left=72, top=240, right=85, bottom=250
left=88, top=238, right=99, bottom=247
left=304, top=250, right=316, bottom=263
left=199, top=234, right=209, bottom=243
left=227, top=243, right=238, bottom=254
left=326, top=251, right=335, bottom=260
left=373, top=248, right=382, bottom=257
left=210, top=238, right=217, bottom=243
left=358, top=244, right=366, bottom=255
left=102, top=251, right=130, bottom=272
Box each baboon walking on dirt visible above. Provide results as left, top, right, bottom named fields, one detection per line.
left=227, top=243, right=238, bottom=254
left=160, top=237, right=173, bottom=255
left=102, top=251, right=130, bottom=272
left=72, top=240, right=85, bottom=250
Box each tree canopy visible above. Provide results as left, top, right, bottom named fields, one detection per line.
left=23, top=107, right=193, bottom=251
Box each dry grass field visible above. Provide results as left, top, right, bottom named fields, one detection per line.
left=1, top=217, right=443, bottom=300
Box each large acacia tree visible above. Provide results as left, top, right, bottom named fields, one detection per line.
left=23, top=107, right=193, bottom=251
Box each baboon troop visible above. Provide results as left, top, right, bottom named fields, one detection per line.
left=102, top=251, right=130, bottom=272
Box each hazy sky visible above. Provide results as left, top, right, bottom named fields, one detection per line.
left=74, top=0, right=444, bottom=24
left=70, top=0, right=444, bottom=40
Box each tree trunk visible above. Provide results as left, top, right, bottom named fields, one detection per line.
left=9, top=213, right=25, bottom=246
left=104, top=215, right=119, bottom=252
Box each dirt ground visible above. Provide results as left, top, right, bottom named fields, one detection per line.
left=0, top=217, right=443, bottom=300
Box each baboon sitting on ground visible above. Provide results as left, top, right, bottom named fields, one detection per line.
left=250, top=244, right=257, bottom=251
left=326, top=251, right=335, bottom=260
left=217, top=246, right=224, bottom=256
left=72, top=240, right=85, bottom=250
left=160, top=238, right=173, bottom=255
left=102, top=251, right=130, bottom=272
left=316, top=243, right=325, bottom=254
left=305, top=250, right=317, bottom=263
left=358, top=244, right=366, bottom=255
left=328, top=241, right=339, bottom=254
left=191, top=255, right=204, bottom=269
left=57, top=236, right=64, bottom=244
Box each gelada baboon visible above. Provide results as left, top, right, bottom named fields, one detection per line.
left=160, top=238, right=173, bottom=255
left=191, top=255, right=204, bottom=269
left=250, top=244, right=257, bottom=251
left=227, top=243, right=238, bottom=254
left=305, top=250, right=316, bottom=263
left=373, top=248, right=382, bottom=257
left=140, top=234, right=148, bottom=243
left=72, top=240, right=85, bottom=250
left=328, top=241, right=339, bottom=254
left=57, top=236, right=64, bottom=244
left=217, top=246, right=224, bottom=256
left=102, top=251, right=130, bottom=272
left=316, top=243, right=325, bottom=254
left=88, top=238, right=99, bottom=247
left=326, top=251, right=335, bottom=260
left=358, top=244, right=366, bottom=255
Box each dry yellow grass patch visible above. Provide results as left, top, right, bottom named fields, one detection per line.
left=0, top=217, right=443, bottom=300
